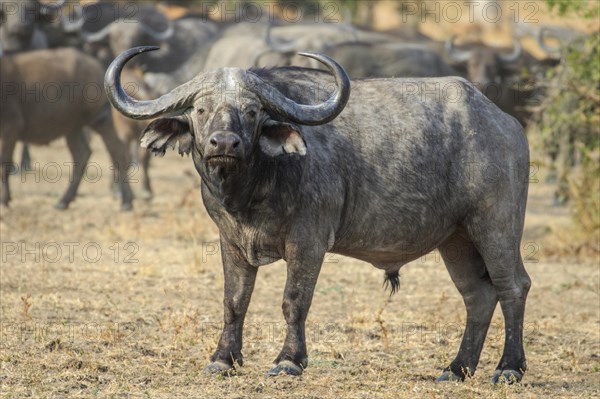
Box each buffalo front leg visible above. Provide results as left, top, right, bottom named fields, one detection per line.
left=55, top=131, right=91, bottom=209
left=268, top=242, right=325, bottom=376
left=205, top=236, right=257, bottom=375
left=0, top=137, right=17, bottom=207
left=20, top=145, right=32, bottom=172
left=138, top=147, right=153, bottom=200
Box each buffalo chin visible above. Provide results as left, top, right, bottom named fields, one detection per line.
left=206, top=156, right=241, bottom=174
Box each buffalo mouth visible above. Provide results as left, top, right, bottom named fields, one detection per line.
left=206, top=155, right=240, bottom=166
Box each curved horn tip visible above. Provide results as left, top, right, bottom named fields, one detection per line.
left=537, top=27, right=561, bottom=54
left=112, top=46, right=161, bottom=62
left=248, top=50, right=350, bottom=126
left=297, top=52, right=348, bottom=75
left=106, top=46, right=199, bottom=121
left=106, top=46, right=161, bottom=86
left=297, top=52, right=342, bottom=68
left=132, top=45, right=161, bottom=55
left=499, top=39, right=522, bottom=62
left=297, top=51, right=324, bottom=60
left=105, top=46, right=160, bottom=114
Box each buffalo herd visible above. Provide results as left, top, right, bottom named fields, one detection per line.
left=0, top=0, right=582, bottom=384
left=0, top=1, right=573, bottom=209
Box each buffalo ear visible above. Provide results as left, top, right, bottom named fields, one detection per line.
left=140, top=117, right=193, bottom=157
left=259, top=120, right=307, bottom=157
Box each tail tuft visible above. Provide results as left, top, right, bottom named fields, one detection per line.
left=383, top=271, right=400, bottom=295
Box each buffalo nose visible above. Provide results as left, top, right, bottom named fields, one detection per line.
left=208, top=131, right=241, bottom=153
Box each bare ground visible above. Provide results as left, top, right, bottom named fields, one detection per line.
left=1, top=137, right=598, bottom=398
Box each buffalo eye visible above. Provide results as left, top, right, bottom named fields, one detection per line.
left=197, top=108, right=205, bottom=115
left=246, top=110, right=257, bottom=118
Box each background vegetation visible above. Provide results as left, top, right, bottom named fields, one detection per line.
left=529, top=0, right=599, bottom=256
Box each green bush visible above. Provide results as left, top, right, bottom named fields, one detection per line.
left=531, top=1, right=599, bottom=247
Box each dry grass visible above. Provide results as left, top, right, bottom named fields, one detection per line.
left=1, top=137, right=599, bottom=398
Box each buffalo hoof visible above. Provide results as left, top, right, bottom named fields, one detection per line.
left=121, top=202, right=133, bottom=212
left=137, top=189, right=153, bottom=201
left=267, top=360, right=303, bottom=376
left=492, top=369, right=523, bottom=384
left=436, top=370, right=464, bottom=382
left=111, top=187, right=121, bottom=199
left=203, top=361, right=235, bottom=376
left=54, top=201, right=69, bottom=210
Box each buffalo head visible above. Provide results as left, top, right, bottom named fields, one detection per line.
left=82, top=6, right=173, bottom=68
left=445, top=36, right=522, bottom=90
left=105, top=46, right=350, bottom=180
left=0, top=0, right=65, bottom=52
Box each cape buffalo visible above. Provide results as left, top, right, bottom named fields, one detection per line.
left=106, top=46, right=531, bottom=383
left=0, top=0, right=65, bottom=52
left=1, top=47, right=133, bottom=210
left=1, top=0, right=67, bottom=171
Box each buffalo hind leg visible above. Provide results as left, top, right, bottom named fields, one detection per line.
left=56, top=131, right=91, bottom=209
left=268, top=241, right=325, bottom=376
left=436, top=229, right=498, bottom=381
left=205, top=236, right=257, bottom=375
left=466, top=214, right=531, bottom=384
left=489, top=254, right=530, bottom=384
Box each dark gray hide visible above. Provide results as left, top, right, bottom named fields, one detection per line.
left=106, top=47, right=531, bottom=384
